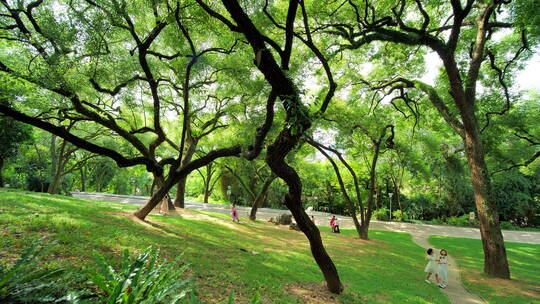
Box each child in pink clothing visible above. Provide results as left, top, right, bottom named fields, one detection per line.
left=231, top=204, right=239, bottom=223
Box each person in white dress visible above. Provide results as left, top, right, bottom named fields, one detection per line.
left=438, top=249, right=449, bottom=288
left=424, top=248, right=440, bottom=284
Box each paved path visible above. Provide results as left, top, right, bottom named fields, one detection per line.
left=71, top=191, right=540, bottom=245
left=412, top=235, right=486, bottom=304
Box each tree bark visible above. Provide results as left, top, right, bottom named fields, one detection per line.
left=151, top=174, right=171, bottom=214
left=395, top=182, right=404, bottom=221
left=202, top=162, right=214, bottom=204
left=266, top=130, right=344, bottom=294
left=48, top=139, right=67, bottom=194
left=249, top=176, right=275, bottom=220
left=462, top=111, right=510, bottom=278
left=174, top=177, right=188, bottom=208
left=174, top=139, right=197, bottom=208
left=80, top=167, right=86, bottom=191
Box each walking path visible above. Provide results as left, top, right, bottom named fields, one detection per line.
left=412, top=234, right=485, bottom=304
left=71, top=191, right=540, bottom=244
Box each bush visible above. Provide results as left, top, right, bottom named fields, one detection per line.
left=499, top=221, right=514, bottom=230
left=446, top=214, right=471, bottom=227
left=372, top=208, right=390, bottom=221
left=392, top=210, right=409, bottom=221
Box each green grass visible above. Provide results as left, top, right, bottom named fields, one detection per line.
left=1, top=189, right=450, bottom=303
left=429, top=236, right=540, bottom=304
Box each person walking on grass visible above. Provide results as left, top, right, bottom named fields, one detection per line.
left=437, top=249, right=449, bottom=288
left=230, top=203, right=239, bottom=223
left=424, top=248, right=440, bottom=286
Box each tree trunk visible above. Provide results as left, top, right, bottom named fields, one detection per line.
left=462, top=114, right=510, bottom=278
left=174, top=138, right=197, bottom=208
left=359, top=223, right=369, bottom=239
left=202, top=162, right=214, bottom=204
left=0, top=157, right=4, bottom=187
left=203, top=185, right=210, bottom=204
left=80, top=167, right=86, bottom=191
left=249, top=176, right=275, bottom=220
left=266, top=130, right=343, bottom=294
left=174, top=177, right=188, bottom=208
left=134, top=176, right=174, bottom=220
left=48, top=135, right=57, bottom=193
left=395, top=183, right=404, bottom=221
left=48, top=139, right=67, bottom=194
left=152, top=174, right=171, bottom=214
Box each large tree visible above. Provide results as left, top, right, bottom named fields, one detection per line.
left=325, top=0, right=539, bottom=278
left=0, top=0, right=241, bottom=215
left=196, top=0, right=344, bottom=293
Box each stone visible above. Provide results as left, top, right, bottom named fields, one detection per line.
left=289, top=223, right=300, bottom=231
left=275, top=213, right=292, bottom=225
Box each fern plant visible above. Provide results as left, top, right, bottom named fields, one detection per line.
left=0, top=239, right=64, bottom=303
left=86, top=247, right=191, bottom=304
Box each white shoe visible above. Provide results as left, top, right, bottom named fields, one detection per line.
left=425, top=280, right=431, bottom=284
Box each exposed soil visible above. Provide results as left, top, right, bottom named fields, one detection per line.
left=285, top=282, right=340, bottom=304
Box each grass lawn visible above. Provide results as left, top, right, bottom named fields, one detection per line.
left=1, top=189, right=450, bottom=303
left=429, top=236, right=540, bottom=304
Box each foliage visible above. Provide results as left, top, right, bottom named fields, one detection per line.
left=0, top=112, right=32, bottom=161
left=372, top=207, right=390, bottom=221
left=0, top=239, right=64, bottom=303
left=391, top=210, right=408, bottom=222
left=492, top=169, right=540, bottom=227
left=87, top=247, right=191, bottom=304
left=446, top=215, right=473, bottom=227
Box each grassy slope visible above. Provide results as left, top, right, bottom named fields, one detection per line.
left=2, top=189, right=449, bottom=303
left=429, top=236, right=540, bottom=304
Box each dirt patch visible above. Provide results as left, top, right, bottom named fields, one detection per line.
left=285, top=282, right=340, bottom=304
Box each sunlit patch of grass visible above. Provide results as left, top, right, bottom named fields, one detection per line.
left=0, top=189, right=450, bottom=303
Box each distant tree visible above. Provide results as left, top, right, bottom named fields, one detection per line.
left=0, top=105, right=32, bottom=187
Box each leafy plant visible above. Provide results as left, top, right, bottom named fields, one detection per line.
left=446, top=215, right=472, bottom=227
left=86, top=247, right=191, bottom=304
left=0, top=239, right=64, bottom=303
left=372, top=207, right=390, bottom=221
left=392, top=210, right=409, bottom=221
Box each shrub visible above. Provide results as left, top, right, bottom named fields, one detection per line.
left=86, top=247, right=192, bottom=304
left=499, top=221, right=515, bottom=230
left=431, top=218, right=445, bottom=225
left=392, top=210, right=409, bottom=221
left=372, top=208, right=390, bottom=221
left=446, top=214, right=472, bottom=227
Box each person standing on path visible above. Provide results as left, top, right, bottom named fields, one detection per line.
left=231, top=204, right=239, bottom=223
left=424, top=248, right=440, bottom=285
left=438, top=249, right=449, bottom=288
